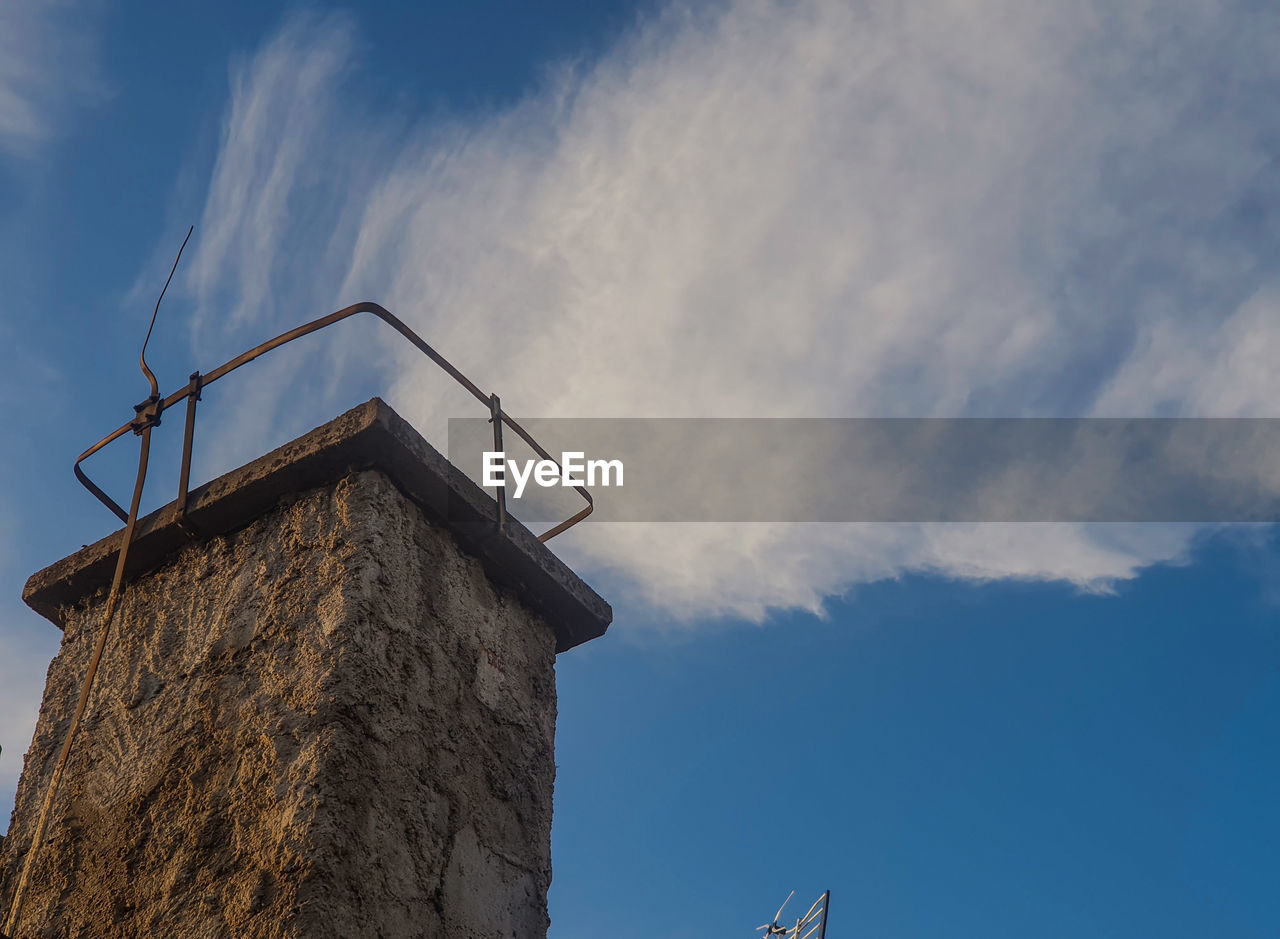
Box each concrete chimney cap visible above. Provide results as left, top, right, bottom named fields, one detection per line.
left=23, top=398, right=611, bottom=653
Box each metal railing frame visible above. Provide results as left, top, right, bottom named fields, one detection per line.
left=73, top=300, right=593, bottom=541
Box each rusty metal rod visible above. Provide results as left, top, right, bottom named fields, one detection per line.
left=3, top=425, right=155, bottom=936
left=176, top=371, right=202, bottom=520
left=489, top=394, right=507, bottom=534
left=139, top=226, right=193, bottom=400
left=73, top=302, right=592, bottom=541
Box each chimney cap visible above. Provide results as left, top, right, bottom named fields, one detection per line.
left=23, top=398, right=611, bottom=653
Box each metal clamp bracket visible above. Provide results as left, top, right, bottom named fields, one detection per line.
left=130, top=395, right=163, bottom=435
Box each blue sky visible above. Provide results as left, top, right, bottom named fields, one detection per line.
left=0, top=0, right=1278, bottom=935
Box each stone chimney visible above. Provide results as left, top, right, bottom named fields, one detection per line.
left=0, top=399, right=610, bottom=938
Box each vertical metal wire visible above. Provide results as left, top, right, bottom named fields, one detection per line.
left=3, top=425, right=153, bottom=936
left=489, top=393, right=506, bottom=533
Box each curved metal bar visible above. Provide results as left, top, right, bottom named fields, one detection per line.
left=73, top=301, right=593, bottom=542
left=499, top=412, right=594, bottom=540
left=74, top=427, right=133, bottom=523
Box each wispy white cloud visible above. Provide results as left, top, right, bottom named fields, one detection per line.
left=0, top=0, right=104, bottom=156
left=172, top=0, right=1280, bottom=622
left=1096, top=285, right=1280, bottom=417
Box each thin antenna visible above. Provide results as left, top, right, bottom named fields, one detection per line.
left=140, top=225, right=193, bottom=397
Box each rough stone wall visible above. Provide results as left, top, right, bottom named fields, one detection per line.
left=0, top=469, right=558, bottom=938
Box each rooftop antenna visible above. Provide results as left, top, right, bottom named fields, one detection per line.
left=3, top=229, right=593, bottom=937
left=756, top=890, right=829, bottom=939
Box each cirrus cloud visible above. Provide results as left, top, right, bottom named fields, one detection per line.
left=0, top=0, right=104, bottom=157
left=171, top=0, right=1280, bottom=622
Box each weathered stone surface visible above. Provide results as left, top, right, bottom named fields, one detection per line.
left=1, top=469, right=558, bottom=937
